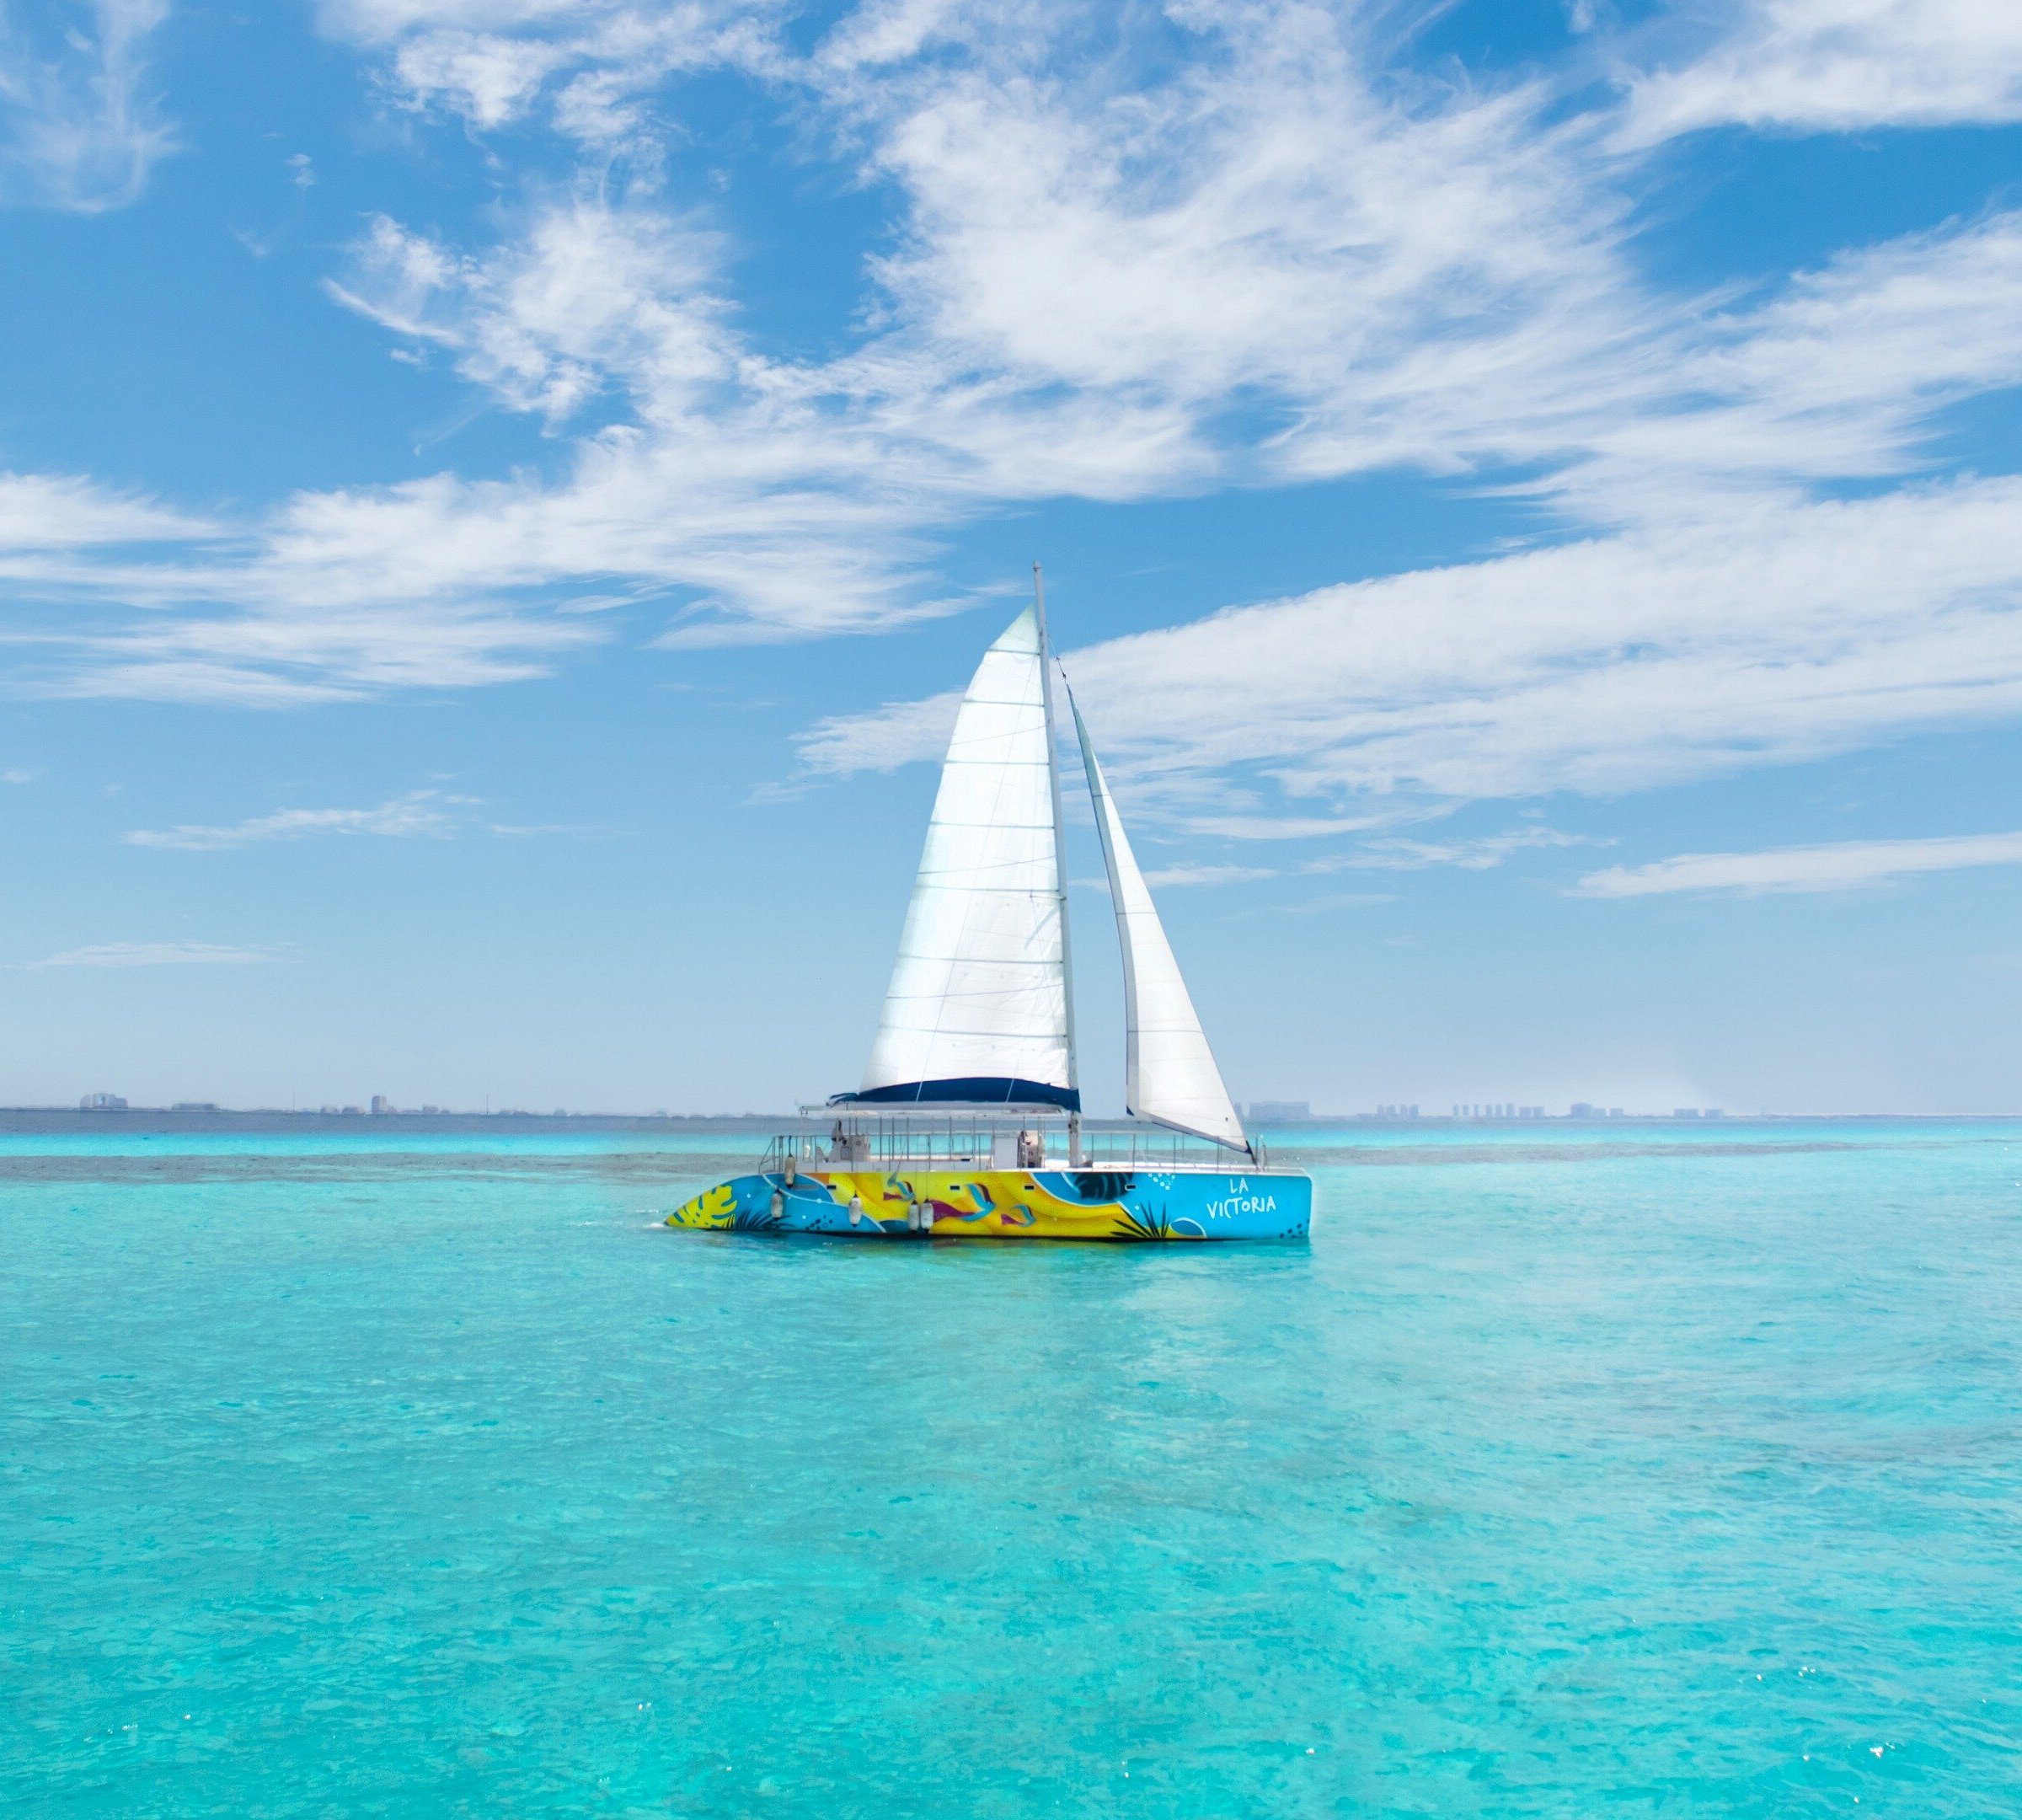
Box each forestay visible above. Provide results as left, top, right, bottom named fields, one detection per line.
left=1067, top=689, right=1249, bottom=1152
left=848, top=608, right=1078, bottom=1111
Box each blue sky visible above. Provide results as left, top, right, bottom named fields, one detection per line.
left=3, top=0, right=2022, bottom=1115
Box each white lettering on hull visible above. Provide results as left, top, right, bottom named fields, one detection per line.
left=1206, top=1195, right=1278, bottom=1220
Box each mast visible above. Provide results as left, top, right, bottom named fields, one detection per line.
left=1033, top=562, right=1083, bottom=1163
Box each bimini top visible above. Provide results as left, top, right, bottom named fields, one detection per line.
left=835, top=1077, right=1080, bottom=1112
left=832, top=569, right=1248, bottom=1154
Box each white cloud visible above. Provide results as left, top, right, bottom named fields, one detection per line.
left=123, top=789, right=469, bottom=849
left=1623, top=0, right=2022, bottom=143
left=1574, top=830, right=2022, bottom=897
left=3, top=767, right=38, bottom=783
left=1181, top=814, right=1404, bottom=841
left=288, top=1, right=2022, bottom=517
left=326, top=201, right=732, bottom=423
left=800, top=470, right=2022, bottom=825
left=1060, top=475, right=2022, bottom=812
left=195, top=3, right=1636, bottom=686
left=793, top=688, right=961, bottom=777
left=1139, top=862, right=1277, bottom=888
left=388, top=28, right=569, bottom=127
left=32, top=590, right=602, bottom=707
left=30, top=941, right=282, bottom=967
left=0, top=0, right=174, bottom=210
left=1545, top=211, right=2022, bottom=522
left=318, top=0, right=785, bottom=141
left=1314, top=829, right=1592, bottom=871
left=487, top=819, right=614, bottom=836
left=6, top=0, right=2022, bottom=799
left=0, top=471, right=207, bottom=546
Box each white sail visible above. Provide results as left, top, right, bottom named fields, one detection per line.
left=853, top=607, right=1076, bottom=1108
left=1067, top=689, right=1249, bottom=1152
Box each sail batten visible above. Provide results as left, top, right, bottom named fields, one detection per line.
left=1067, top=686, right=1249, bottom=1154
left=847, top=606, right=1078, bottom=1111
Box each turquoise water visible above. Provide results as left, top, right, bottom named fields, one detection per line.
left=6, top=1124, right=2019, bottom=1816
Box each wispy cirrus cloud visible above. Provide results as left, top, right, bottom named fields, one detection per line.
left=0, top=470, right=209, bottom=547
left=1621, top=0, right=2022, bottom=144
left=793, top=688, right=963, bottom=778
left=0, top=4, right=1671, bottom=692
left=317, top=0, right=784, bottom=143
left=1314, top=829, right=1594, bottom=871
left=324, top=204, right=734, bottom=426
left=1138, top=862, right=1278, bottom=889
left=4, top=0, right=2022, bottom=821
left=805, top=471, right=2022, bottom=827
left=0, top=0, right=175, bottom=211
left=1073, top=474, right=2022, bottom=810
left=1574, top=830, right=2022, bottom=898
left=30, top=940, right=283, bottom=967
left=786, top=185, right=2022, bottom=811
left=123, top=789, right=470, bottom=850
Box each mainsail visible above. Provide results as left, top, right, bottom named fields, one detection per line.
left=1067, top=688, right=1250, bottom=1153
left=845, top=606, right=1078, bottom=1110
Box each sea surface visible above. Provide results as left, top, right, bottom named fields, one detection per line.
left=5, top=1121, right=2019, bottom=1817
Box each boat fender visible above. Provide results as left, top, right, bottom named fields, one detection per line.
left=905, top=1201, right=919, bottom=1233
left=848, top=1196, right=863, bottom=1227
left=768, top=1190, right=784, bottom=1222
left=919, top=1203, right=935, bottom=1233
left=783, top=1158, right=796, bottom=1186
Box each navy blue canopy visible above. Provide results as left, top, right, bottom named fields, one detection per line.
left=830, top=1077, right=1081, bottom=1112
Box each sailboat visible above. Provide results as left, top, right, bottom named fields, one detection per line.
left=666, top=570, right=1312, bottom=1242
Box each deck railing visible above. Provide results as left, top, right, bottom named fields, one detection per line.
left=760, top=1117, right=1265, bottom=1175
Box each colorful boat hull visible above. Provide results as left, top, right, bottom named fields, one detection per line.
left=666, top=1166, right=1310, bottom=1242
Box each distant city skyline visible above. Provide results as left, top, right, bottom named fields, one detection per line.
left=4, top=4, right=2022, bottom=1113
left=13, top=1095, right=1859, bottom=1125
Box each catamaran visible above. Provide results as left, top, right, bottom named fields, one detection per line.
left=666, top=570, right=1312, bottom=1242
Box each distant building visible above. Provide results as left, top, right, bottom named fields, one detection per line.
left=419, top=1105, right=443, bottom=1115
left=1375, top=1104, right=1420, bottom=1118
left=1673, top=1107, right=1701, bottom=1119
left=169, top=1102, right=219, bottom=1113
left=79, top=1092, right=126, bottom=1111
left=370, top=1095, right=393, bottom=1115
left=1519, top=1106, right=1544, bottom=1119
left=1249, top=1100, right=1311, bottom=1122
